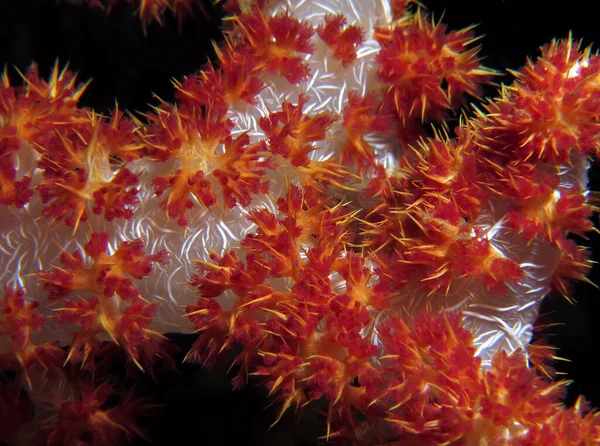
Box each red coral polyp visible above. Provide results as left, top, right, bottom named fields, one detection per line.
left=375, top=11, right=494, bottom=122
left=176, top=42, right=265, bottom=108
left=235, top=7, right=315, bottom=84
left=34, top=111, right=142, bottom=229
left=37, top=168, right=90, bottom=230
left=474, top=39, right=600, bottom=165
left=39, top=381, right=150, bottom=446
left=317, top=14, right=365, bottom=67
left=0, top=62, right=89, bottom=144
left=144, top=102, right=273, bottom=224
left=40, top=233, right=168, bottom=370
left=153, top=169, right=217, bottom=226
left=1, top=287, right=45, bottom=352
left=340, top=92, right=392, bottom=174
left=259, top=94, right=336, bottom=167
left=0, top=144, right=34, bottom=208
left=0, top=287, right=65, bottom=388
left=505, top=184, right=596, bottom=243
left=38, top=232, right=169, bottom=301
left=91, top=168, right=140, bottom=221
left=212, top=135, right=273, bottom=208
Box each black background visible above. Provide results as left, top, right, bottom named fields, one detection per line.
left=1, top=0, right=600, bottom=444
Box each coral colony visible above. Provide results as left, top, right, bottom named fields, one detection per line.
left=1, top=0, right=600, bottom=444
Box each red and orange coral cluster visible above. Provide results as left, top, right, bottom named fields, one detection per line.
left=1, top=0, right=600, bottom=444
left=0, top=62, right=143, bottom=230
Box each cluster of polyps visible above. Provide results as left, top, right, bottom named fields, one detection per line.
left=1, top=0, right=600, bottom=444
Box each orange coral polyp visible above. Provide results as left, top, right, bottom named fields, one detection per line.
left=340, top=92, right=392, bottom=174
left=338, top=252, right=389, bottom=310
left=474, top=39, right=600, bottom=165
left=32, top=107, right=142, bottom=229
left=375, top=11, right=494, bottom=122
left=213, top=135, right=273, bottom=208
left=1, top=288, right=45, bottom=352
left=1, top=62, right=90, bottom=141
left=259, top=94, right=337, bottom=167
left=0, top=63, right=93, bottom=211
left=38, top=231, right=168, bottom=302
left=317, top=14, right=365, bottom=67
left=39, top=232, right=168, bottom=370
left=153, top=168, right=216, bottom=225
left=144, top=101, right=275, bottom=223
left=0, top=146, right=34, bottom=207
left=506, top=185, right=596, bottom=243
left=0, top=288, right=65, bottom=388
left=234, top=7, right=315, bottom=83
left=173, top=40, right=266, bottom=110
left=212, top=42, right=265, bottom=105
